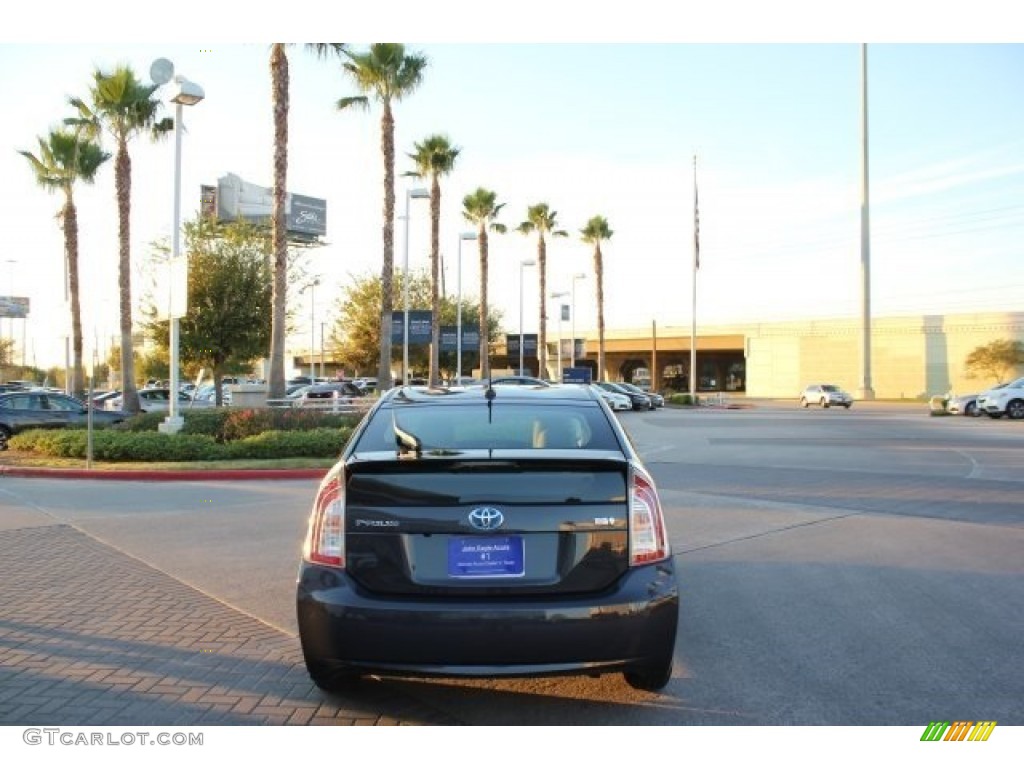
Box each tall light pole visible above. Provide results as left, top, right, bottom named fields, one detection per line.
left=456, top=231, right=477, bottom=381
left=4, top=259, right=15, bottom=377
left=550, top=290, right=568, bottom=380
left=401, top=187, right=429, bottom=386
left=320, top=320, right=326, bottom=379
left=303, top=278, right=320, bottom=382
left=570, top=272, right=586, bottom=369
left=153, top=60, right=203, bottom=434
left=518, top=259, right=536, bottom=375
left=858, top=43, right=876, bottom=400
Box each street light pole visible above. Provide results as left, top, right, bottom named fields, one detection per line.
left=402, top=187, right=429, bottom=386
left=157, top=64, right=204, bottom=434
left=456, top=231, right=477, bottom=381
left=303, top=278, right=320, bottom=382
left=519, top=259, right=536, bottom=375
left=4, top=260, right=15, bottom=378
left=550, top=290, right=568, bottom=381
left=570, top=272, right=586, bottom=369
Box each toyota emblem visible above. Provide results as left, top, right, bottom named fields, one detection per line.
left=468, top=507, right=505, bottom=531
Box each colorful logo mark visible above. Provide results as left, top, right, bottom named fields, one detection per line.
left=920, top=721, right=997, bottom=742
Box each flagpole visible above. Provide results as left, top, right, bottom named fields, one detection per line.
left=690, top=155, right=698, bottom=403
left=858, top=43, right=876, bottom=400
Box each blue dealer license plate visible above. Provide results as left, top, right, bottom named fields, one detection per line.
left=448, top=536, right=525, bottom=578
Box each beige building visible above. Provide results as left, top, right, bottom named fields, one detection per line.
left=579, top=311, right=1024, bottom=399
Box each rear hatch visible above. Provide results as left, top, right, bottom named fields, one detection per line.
left=343, top=452, right=630, bottom=597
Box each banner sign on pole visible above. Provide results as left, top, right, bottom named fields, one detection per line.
left=390, top=310, right=432, bottom=343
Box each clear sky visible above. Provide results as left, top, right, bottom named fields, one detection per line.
left=1, top=4, right=1022, bottom=371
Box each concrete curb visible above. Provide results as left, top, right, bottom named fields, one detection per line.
left=0, top=465, right=327, bottom=481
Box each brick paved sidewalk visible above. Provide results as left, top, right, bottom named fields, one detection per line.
left=0, top=525, right=460, bottom=726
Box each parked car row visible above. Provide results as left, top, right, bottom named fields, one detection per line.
left=455, top=377, right=665, bottom=412
left=0, top=390, right=129, bottom=449
left=951, top=377, right=1024, bottom=420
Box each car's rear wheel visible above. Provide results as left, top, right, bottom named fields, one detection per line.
left=0, top=425, right=11, bottom=451
left=303, top=656, right=362, bottom=693
left=623, top=657, right=674, bottom=692
left=1007, top=399, right=1024, bottom=420
left=964, top=402, right=977, bottom=417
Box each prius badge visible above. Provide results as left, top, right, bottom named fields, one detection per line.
left=468, top=507, right=505, bottom=531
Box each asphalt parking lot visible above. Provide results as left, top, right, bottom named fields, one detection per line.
left=1, top=400, right=1021, bottom=727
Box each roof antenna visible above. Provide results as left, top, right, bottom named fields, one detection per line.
left=485, top=380, right=496, bottom=422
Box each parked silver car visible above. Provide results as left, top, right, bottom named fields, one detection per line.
left=106, top=388, right=213, bottom=412
left=800, top=384, right=852, bottom=409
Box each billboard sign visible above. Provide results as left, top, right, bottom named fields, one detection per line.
left=210, top=173, right=327, bottom=239
left=0, top=296, right=29, bottom=319
left=390, top=310, right=432, bottom=343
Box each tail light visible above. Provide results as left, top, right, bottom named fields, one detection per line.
left=303, top=471, right=346, bottom=568
left=629, top=467, right=670, bottom=566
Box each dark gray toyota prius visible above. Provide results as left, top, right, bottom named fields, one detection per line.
left=296, top=384, right=679, bottom=691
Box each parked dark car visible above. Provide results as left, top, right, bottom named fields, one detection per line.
left=297, top=384, right=678, bottom=692
left=294, top=381, right=363, bottom=403
left=0, top=390, right=129, bottom=448
left=595, top=381, right=651, bottom=410
left=618, top=381, right=663, bottom=409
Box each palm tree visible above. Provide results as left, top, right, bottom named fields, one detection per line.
left=581, top=216, right=613, bottom=382
left=516, top=204, right=567, bottom=378
left=462, top=188, right=506, bottom=379
left=267, top=43, right=346, bottom=401
left=69, top=66, right=172, bottom=413
left=19, top=129, right=110, bottom=396
left=406, top=134, right=460, bottom=386
left=337, top=43, right=428, bottom=390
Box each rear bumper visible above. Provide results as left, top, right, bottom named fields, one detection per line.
left=297, top=559, right=679, bottom=678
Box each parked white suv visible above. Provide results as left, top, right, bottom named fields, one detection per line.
left=978, top=376, right=1024, bottom=420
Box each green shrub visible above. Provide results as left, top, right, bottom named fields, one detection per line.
left=224, top=427, right=352, bottom=459
left=668, top=393, right=698, bottom=406
left=91, top=431, right=222, bottom=462
left=9, top=429, right=87, bottom=457
left=221, top=408, right=358, bottom=441
left=180, top=408, right=234, bottom=440
left=114, top=412, right=167, bottom=432
left=9, top=424, right=351, bottom=462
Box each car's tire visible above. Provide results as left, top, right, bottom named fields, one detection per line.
left=844, top=404, right=851, bottom=409
left=624, top=657, right=674, bottom=692
left=821, top=398, right=829, bottom=408
left=0, top=425, right=11, bottom=451
left=303, top=657, right=362, bottom=693
left=965, top=402, right=977, bottom=417
left=1006, top=399, right=1024, bottom=420
left=800, top=398, right=808, bottom=408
